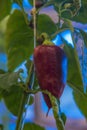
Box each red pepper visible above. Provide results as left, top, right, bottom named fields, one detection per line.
left=34, top=45, right=67, bottom=110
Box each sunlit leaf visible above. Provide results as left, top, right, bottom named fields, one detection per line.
left=5, top=10, right=34, bottom=71
left=24, top=123, right=45, bottom=130
left=37, top=14, right=57, bottom=35
left=0, top=0, right=11, bottom=21
left=0, top=16, right=9, bottom=52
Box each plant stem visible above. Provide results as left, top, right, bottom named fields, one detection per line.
left=16, top=62, right=34, bottom=130
left=15, top=92, right=28, bottom=130
left=48, top=92, right=64, bottom=130
left=33, top=0, right=37, bottom=48
left=50, top=28, right=69, bottom=39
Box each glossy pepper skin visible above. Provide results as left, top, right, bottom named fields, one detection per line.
left=34, top=45, right=67, bottom=109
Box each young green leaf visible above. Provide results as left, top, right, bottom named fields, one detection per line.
left=24, top=123, right=45, bottom=130
left=0, top=0, right=11, bottom=21
left=37, top=14, right=57, bottom=35
left=5, top=10, right=34, bottom=71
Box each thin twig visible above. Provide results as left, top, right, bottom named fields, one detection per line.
left=33, top=0, right=37, bottom=48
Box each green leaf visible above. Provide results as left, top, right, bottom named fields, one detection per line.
left=3, top=85, right=23, bottom=116
left=0, top=69, right=23, bottom=92
left=73, top=91, right=87, bottom=118
left=5, top=10, right=34, bottom=71
left=62, top=0, right=87, bottom=23
left=64, top=44, right=84, bottom=93
left=0, top=0, right=11, bottom=21
left=24, top=123, right=45, bottom=130
left=80, top=30, right=87, bottom=47
left=37, top=14, right=57, bottom=35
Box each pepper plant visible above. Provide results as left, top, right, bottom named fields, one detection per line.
left=0, top=0, right=87, bottom=130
